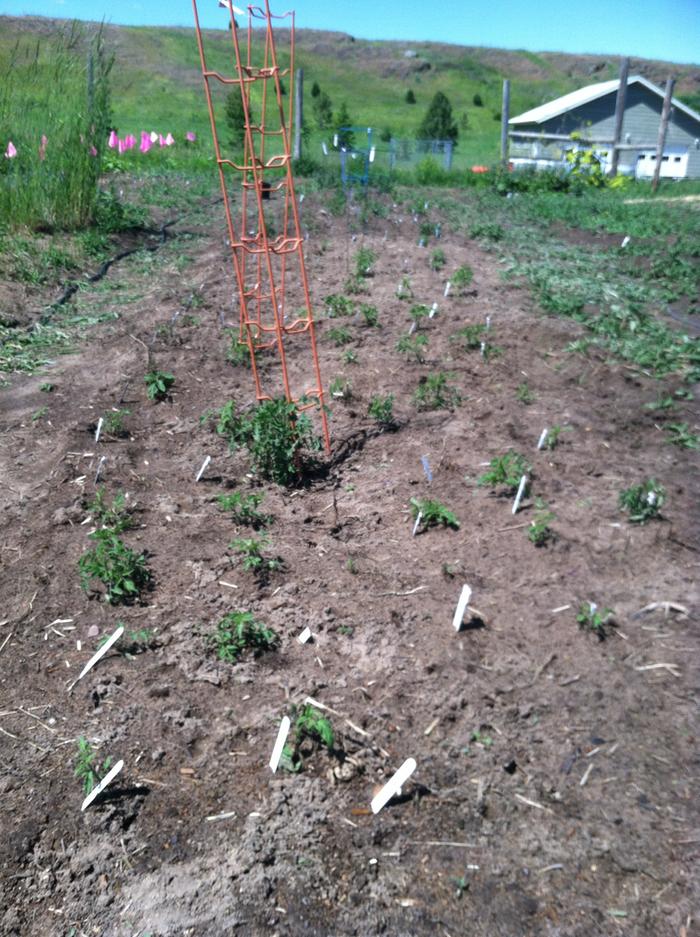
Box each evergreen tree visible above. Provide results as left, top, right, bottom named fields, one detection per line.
left=418, top=91, right=459, bottom=145
left=472, top=93, right=483, bottom=107
left=405, top=88, right=416, bottom=104
left=311, top=80, right=321, bottom=98
left=334, top=102, right=354, bottom=149
left=225, top=90, right=247, bottom=150
left=313, top=91, right=333, bottom=130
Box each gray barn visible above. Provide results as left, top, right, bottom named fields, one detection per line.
left=508, top=75, right=700, bottom=179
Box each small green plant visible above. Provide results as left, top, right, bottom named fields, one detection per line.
left=78, top=529, right=151, bottom=604
left=409, top=304, right=431, bottom=327
left=88, top=488, right=132, bottom=533
left=343, top=349, right=358, bottom=365
left=577, top=603, right=613, bottom=640
left=39, top=382, right=54, bottom=393
left=230, top=536, right=281, bottom=574
left=543, top=425, right=565, bottom=450
left=430, top=248, right=446, bottom=271
left=217, top=491, right=271, bottom=528
left=470, top=222, right=505, bottom=241
left=516, top=382, right=535, bottom=405
left=396, top=276, right=413, bottom=300
left=451, top=324, right=485, bottom=352
left=359, top=304, right=379, bottom=327
left=413, top=372, right=461, bottom=411
left=478, top=451, right=530, bottom=492
left=145, top=370, right=175, bottom=402
left=228, top=336, right=252, bottom=368
left=410, top=497, right=460, bottom=531
left=470, top=729, right=493, bottom=748
left=452, top=264, right=474, bottom=295
left=452, top=875, right=470, bottom=899
left=355, top=246, right=376, bottom=278
left=665, top=422, right=700, bottom=449
left=74, top=737, right=112, bottom=795
left=368, top=393, right=395, bottom=425
left=280, top=704, right=335, bottom=772
left=345, top=557, right=358, bottom=574
left=330, top=376, right=352, bottom=399
left=103, top=409, right=130, bottom=437
left=328, top=326, right=352, bottom=347
left=324, top=294, right=354, bottom=318
left=31, top=406, right=47, bottom=422
left=619, top=479, right=665, bottom=523
left=396, top=334, right=428, bottom=363
left=528, top=500, right=555, bottom=546
left=212, top=611, right=279, bottom=662
left=344, top=273, right=366, bottom=295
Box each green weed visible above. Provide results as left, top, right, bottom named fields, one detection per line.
left=330, top=376, right=352, bottom=399
left=396, top=276, right=413, bottom=300
left=212, top=611, right=278, bottom=662
left=78, top=529, right=151, bottom=604
left=409, top=497, right=460, bottom=530
left=450, top=324, right=485, bottom=352
left=324, top=294, right=354, bottom=318
left=355, top=246, right=375, bottom=278
left=359, top=304, right=379, bottom=327
left=280, top=704, right=335, bottom=773
left=516, top=382, right=535, bottom=405
left=619, top=479, right=665, bottom=523
left=409, top=304, right=431, bottom=327
left=528, top=500, right=555, bottom=546
left=343, top=349, right=358, bottom=365
left=103, top=408, right=129, bottom=437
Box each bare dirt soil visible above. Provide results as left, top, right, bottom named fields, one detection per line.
left=1, top=188, right=698, bottom=937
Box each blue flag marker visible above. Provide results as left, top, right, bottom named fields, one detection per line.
left=421, top=455, right=433, bottom=483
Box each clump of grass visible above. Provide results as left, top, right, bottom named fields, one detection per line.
left=577, top=603, right=613, bottom=640
left=343, top=349, right=358, bottom=365
left=619, top=479, right=665, bottom=523
left=217, top=490, right=270, bottom=528
left=212, top=611, right=278, bottom=662
left=78, top=529, right=151, bottom=604
left=74, top=737, right=112, bottom=795
left=396, top=334, right=428, bottom=363
left=452, top=264, right=474, bottom=295
left=145, top=370, right=175, bottom=402
left=478, top=451, right=530, bottom=492
left=470, top=222, right=504, bottom=241
left=413, top=372, right=461, bottom=411
left=410, top=497, right=460, bottom=531
left=368, top=393, right=395, bottom=425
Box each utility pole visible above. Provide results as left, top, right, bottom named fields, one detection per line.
left=609, top=57, right=629, bottom=177
left=293, top=67, right=303, bottom=160
left=500, top=79, right=510, bottom=166
left=652, top=77, right=675, bottom=193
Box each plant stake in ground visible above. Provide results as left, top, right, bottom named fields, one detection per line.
left=270, top=716, right=291, bottom=772
left=371, top=757, right=417, bottom=814
left=452, top=584, right=472, bottom=631
left=195, top=455, right=211, bottom=481
left=512, top=475, right=529, bottom=514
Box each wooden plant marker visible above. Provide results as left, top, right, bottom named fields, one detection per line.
left=412, top=512, right=423, bottom=537
left=452, top=584, right=472, bottom=631
left=444, top=281, right=451, bottom=298
left=537, top=428, right=549, bottom=451
left=512, top=475, right=528, bottom=515
left=421, top=455, right=432, bottom=483
left=94, top=418, right=104, bottom=443
left=371, top=758, right=417, bottom=814
left=195, top=455, right=211, bottom=482
left=73, top=625, right=124, bottom=687
left=269, top=716, right=291, bottom=773
left=81, top=759, right=124, bottom=811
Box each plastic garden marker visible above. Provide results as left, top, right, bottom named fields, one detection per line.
left=444, top=281, right=451, bottom=298
left=408, top=322, right=416, bottom=336
left=371, top=758, right=417, bottom=814
left=412, top=512, right=423, bottom=537
left=81, top=759, right=124, bottom=811
left=621, top=236, right=630, bottom=248
left=421, top=455, right=432, bottom=483
left=297, top=627, right=312, bottom=644
left=322, top=141, right=328, bottom=156
left=485, top=315, right=491, bottom=331
left=195, top=455, right=211, bottom=482
left=537, top=428, right=549, bottom=450
left=218, top=0, right=246, bottom=14
left=269, top=716, right=291, bottom=773
left=369, top=146, right=376, bottom=163
left=452, top=584, right=472, bottom=631
left=94, top=456, right=106, bottom=484
left=480, top=341, right=486, bottom=358
left=429, top=303, right=438, bottom=319
left=76, top=625, right=124, bottom=683
left=94, top=418, right=103, bottom=443
left=512, top=475, right=528, bottom=515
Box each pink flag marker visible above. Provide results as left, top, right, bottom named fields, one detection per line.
left=164, top=132, right=175, bottom=146
left=159, top=134, right=166, bottom=147
left=5, top=141, right=17, bottom=159
left=140, top=131, right=152, bottom=153
left=108, top=130, right=118, bottom=148
left=117, top=138, right=126, bottom=154
left=38, top=134, right=48, bottom=161
left=186, top=131, right=196, bottom=142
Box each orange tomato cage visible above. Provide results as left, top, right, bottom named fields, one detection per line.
left=191, top=0, right=330, bottom=453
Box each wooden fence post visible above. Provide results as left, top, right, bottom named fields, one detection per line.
left=293, top=67, right=303, bottom=160
left=500, top=79, right=510, bottom=166
left=652, top=77, right=675, bottom=193
left=609, top=57, right=629, bottom=176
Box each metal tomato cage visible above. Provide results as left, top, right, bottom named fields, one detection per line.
left=191, top=0, right=330, bottom=453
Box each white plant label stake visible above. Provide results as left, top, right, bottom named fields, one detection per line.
left=485, top=315, right=491, bottom=331
left=537, top=428, right=549, bottom=451
left=444, top=281, right=451, bottom=298
left=452, top=584, right=472, bottom=631
left=81, top=759, right=124, bottom=811
left=76, top=625, right=124, bottom=683
left=408, top=322, right=416, bottom=336
left=297, top=627, right=312, bottom=644
left=371, top=758, right=417, bottom=814
left=269, top=716, right=291, bottom=773
left=412, top=511, right=423, bottom=537
left=512, top=475, right=528, bottom=515
left=195, top=455, right=211, bottom=482
left=94, top=456, right=106, bottom=484
left=421, top=455, right=432, bottom=483
left=94, top=417, right=103, bottom=443
left=480, top=341, right=486, bottom=358
left=429, top=303, right=438, bottom=319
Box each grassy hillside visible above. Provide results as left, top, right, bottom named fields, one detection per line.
left=2, top=16, right=699, bottom=168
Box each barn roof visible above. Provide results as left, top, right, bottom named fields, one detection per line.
left=509, top=75, right=700, bottom=126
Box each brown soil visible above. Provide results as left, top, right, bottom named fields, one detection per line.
left=1, top=189, right=698, bottom=937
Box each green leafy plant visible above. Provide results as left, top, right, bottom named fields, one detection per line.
left=452, top=264, right=474, bottom=295
left=430, top=248, right=446, bottom=271
left=413, top=372, right=461, bottom=411
left=74, top=737, right=112, bottom=795
left=516, top=382, right=535, bottom=405
left=217, top=491, right=270, bottom=528
left=619, top=479, right=665, bottom=523
left=212, top=611, right=279, bottom=662
left=470, top=222, right=505, bottom=242
left=478, top=451, right=530, bottom=492
left=330, top=376, right=352, bottom=399
left=665, top=422, right=700, bottom=449
left=39, top=382, right=54, bottom=393
left=280, top=704, right=335, bottom=772
left=470, top=729, right=494, bottom=748
left=88, top=488, right=132, bottom=533
left=577, top=603, right=613, bottom=640
left=543, top=425, right=566, bottom=450
left=344, top=273, right=366, bottom=295
left=451, top=324, right=485, bottom=352
left=324, top=294, right=354, bottom=318
left=328, top=326, right=352, bottom=347
left=528, top=500, right=555, bottom=546
left=31, top=406, right=47, bottom=422
left=355, top=246, right=375, bottom=278
left=396, top=276, right=413, bottom=300
left=359, top=304, right=379, bottom=327
left=368, top=393, right=395, bottom=425
left=145, top=370, right=175, bottom=402
left=103, top=408, right=130, bottom=437
left=409, top=304, right=431, bottom=327
left=228, top=335, right=252, bottom=368
left=410, top=497, right=460, bottom=531
left=230, top=536, right=281, bottom=574
left=78, top=529, right=151, bottom=604
left=343, top=349, right=358, bottom=365
left=396, top=334, right=428, bottom=363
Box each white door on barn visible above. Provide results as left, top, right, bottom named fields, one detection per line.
left=636, top=147, right=688, bottom=179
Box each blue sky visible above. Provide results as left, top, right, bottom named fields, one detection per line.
left=3, top=0, right=699, bottom=63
